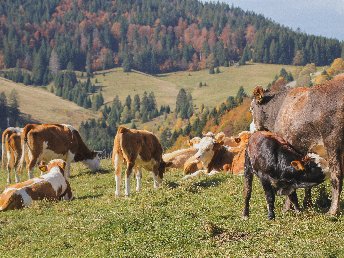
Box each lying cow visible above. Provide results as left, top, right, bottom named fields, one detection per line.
left=183, top=135, right=236, bottom=179
left=0, top=159, right=73, bottom=211
left=112, top=126, right=171, bottom=196
left=18, top=124, right=101, bottom=180
left=243, top=131, right=327, bottom=220
left=162, top=137, right=201, bottom=170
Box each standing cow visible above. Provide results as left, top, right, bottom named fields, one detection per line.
left=1, top=127, right=23, bottom=183
left=18, top=124, right=101, bottom=180
left=112, top=126, right=171, bottom=197
left=250, top=80, right=344, bottom=215
left=243, top=131, right=327, bottom=219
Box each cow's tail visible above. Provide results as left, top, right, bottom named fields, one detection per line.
left=243, top=149, right=253, bottom=218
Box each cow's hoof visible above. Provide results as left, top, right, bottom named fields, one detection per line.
left=268, top=212, right=275, bottom=220
left=242, top=215, right=249, bottom=220
left=327, top=208, right=339, bottom=216
left=115, top=192, right=120, bottom=197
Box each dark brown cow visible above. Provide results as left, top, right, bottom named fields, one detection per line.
left=112, top=126, right=171, bottom=196
left=251, top=79, right=344, bottom=215
left=243, top=131, right=327, bottom=219
left=18, top=124, right=100, bottom=179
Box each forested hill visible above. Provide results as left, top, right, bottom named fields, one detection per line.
left=0, top=0, right=342, bottom=83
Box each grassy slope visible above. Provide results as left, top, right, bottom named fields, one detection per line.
left=0, top=77, right=97, bottom=127
left=0, top=160, right=342, bottom=257
left=94, top=63, right=298, bottom=108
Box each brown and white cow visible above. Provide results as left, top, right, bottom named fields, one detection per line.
left=183, top=131, right=251, bottom=178
left=182, top=134, right=237, bottom=179
left=112, top=126, right=171, bottom=197
left=0, top=159, right=73, bottom=211
left=18, top=124, right=101, bottom=180
left=1, top=127, right=23, bottom=183
left=251, top=79, right=344, bottom=215
left=162, top=137, right=201, bottom=170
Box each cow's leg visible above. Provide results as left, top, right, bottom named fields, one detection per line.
left=62, top=180, right=73, bottom=201
left=6, top=151, right=11, bottom=183
left=27, top=158, right=37, bottom=179
left=125, top=162, right=134, bottom=196
left=328, top=151, right=343, bottom=216
left=242, top=167, right=254, bottom=219
left=288, top=191, right=301, bottom=213
left=303, top=188, right=313, bottom=209
left=261, top=179, right=275, bottom=220
left=135, top=168, right=142, bottom=192
left=113, top=153, right=122, bottom=197
left=13, top=152, right=20, bottom=183
left=64, top=162, right=72, bottom=179
left=152, top=166, right=162, bottom=189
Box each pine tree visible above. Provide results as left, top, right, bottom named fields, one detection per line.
left=236, top=86, right=247, bottom=104
left=0, top=92, right=8, bottom=129
left=8, top=89, right=19, bottom=126
left=49, top=49, right=60, bottom=75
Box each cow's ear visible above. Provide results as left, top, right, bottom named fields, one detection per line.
left=59, top=161, right=66, bottom=170
left=253, top=86, right=264, bottom=104
left=187, top=140, right=192, bottom=146
left=215, top=132, right=225, bottom=143
left=38, top=165, right=48, bottom=173
left=291, top=160, right=305, bottom=171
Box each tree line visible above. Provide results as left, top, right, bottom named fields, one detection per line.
left=0, top=0, right=342, bottom=86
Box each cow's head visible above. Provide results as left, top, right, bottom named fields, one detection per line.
left=250, top=86, right=269, bottom=131
left=290, top=155, right=326, bottom=186
left=39, top=159, right=66, bottom=176
left=194, top=136, right=223, bottom=167
left=157, top=160, right=173, bottom=181
left=188, top=136, right=201, bottom=147
left=83, top=151, right=102, bottom=172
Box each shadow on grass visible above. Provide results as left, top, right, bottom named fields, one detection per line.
left=70, top=168, right=112, bottom=179
left=185, top=177, right=227, bottom=193
left=164, top=181, right=180, bottom=189
left=77, top=193, right=103, bottom=200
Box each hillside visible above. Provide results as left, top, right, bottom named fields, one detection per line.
left=0, top=0, right=341, bottom=87
left=94, top=63, right=298, bottom=108
left=0, top=161, right=340, bottom=256
left=0, top=77, right=97, bottom=127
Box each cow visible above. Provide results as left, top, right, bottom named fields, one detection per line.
left=183, top=131, right=251, bottom=178
left=182, top=135, right=237, bottom=179
left=162, top=137, right=201, bottom=170
left=250, top=79, right=344, bottom=215
left=243, top=131, right=328, bottom=220
left=18, top=124, right=101, bottom=180
left=6, top=132, right=24, bottom=183
left=112, top=126, right=171, bottom=197
left=1, top=127, right=22, bottom=171
left=0, top=159, right=73, bottom=211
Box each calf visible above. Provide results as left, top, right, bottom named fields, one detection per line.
left=112, top=126, right=171, bottom=196
left=163, top=137, right=201, bottom=170
left=243, top=131, right=327, bottom=220
left=0, top=159, right=73, bottom=211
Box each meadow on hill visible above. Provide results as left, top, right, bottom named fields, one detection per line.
left=0, top=160, right=342, bottom=257
left=93, top=63, right=298, bottom=108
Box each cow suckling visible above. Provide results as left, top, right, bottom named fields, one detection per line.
left=243, top=131, right=328, bottom=220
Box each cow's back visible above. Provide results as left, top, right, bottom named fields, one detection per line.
left=274, top=81, right=344, bottom=153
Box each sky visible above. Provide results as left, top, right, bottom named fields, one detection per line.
left=212, top=0, right=344, bottom=41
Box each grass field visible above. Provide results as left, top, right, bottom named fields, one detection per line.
left=0, top=77, right=97, bottom=127
left=94, top=63, right=298, bottom=108
left=0, top=160, right=343, bottom=257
